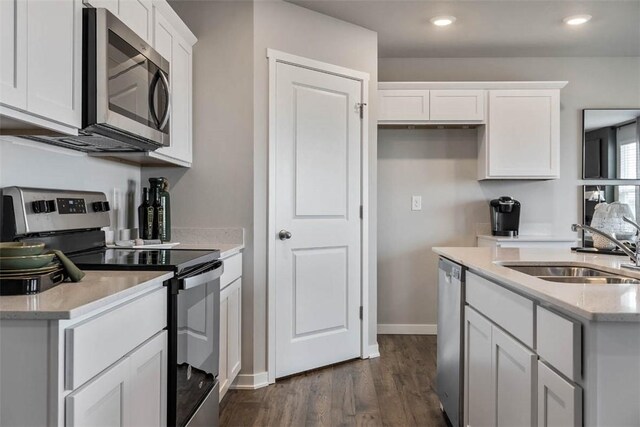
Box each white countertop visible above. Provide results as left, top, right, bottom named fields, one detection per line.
left=477, top=234, right=577, bottom=242
left=174, top=243, right=243, bottom=259
left=0, top=270, right=173, bottom=320
left=433, top=247, right=640, bottom=322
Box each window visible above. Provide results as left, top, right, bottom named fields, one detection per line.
left=617, top=122, right=638, bottom=179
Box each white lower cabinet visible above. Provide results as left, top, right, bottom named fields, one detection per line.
left=219, top=251, right=243, bottom=401
left=66, top=330, right=167, bottom=427
left=465, top=306, right=494, bottom=427
left=538, top=361, right=582, bottom=427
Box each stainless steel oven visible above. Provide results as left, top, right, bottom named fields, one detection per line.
left=82, top=8, right=170, bottom=151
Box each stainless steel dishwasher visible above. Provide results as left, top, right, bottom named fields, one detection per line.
left=437, top=258, right=465, bottom=427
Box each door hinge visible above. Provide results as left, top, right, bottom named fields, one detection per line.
left=356, top=103, right=367, bottom=119
left=359, top=306, right=363, bottom=320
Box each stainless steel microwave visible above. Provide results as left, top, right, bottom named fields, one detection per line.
left=81, top=8, right=170, bottom=151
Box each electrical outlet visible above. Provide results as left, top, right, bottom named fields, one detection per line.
left=412, top=195, right=422, bottom=211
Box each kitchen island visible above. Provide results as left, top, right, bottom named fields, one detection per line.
left=434, top=247, right=640, bottom=427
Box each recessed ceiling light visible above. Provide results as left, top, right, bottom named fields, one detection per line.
left=563, top=14, right=592, bottom=26
left=431, top=15, right=456, bottom=27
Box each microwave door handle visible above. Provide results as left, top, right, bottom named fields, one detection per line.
left=148, top=70, right=162, bottom=127
left=181, top=263, right=224, bottom=290
left=156, top=70, right=171, bottom=130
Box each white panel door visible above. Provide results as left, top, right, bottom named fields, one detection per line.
left=66, top=357, right=130, bottom=427
left=227, top=279, right=242, bottom=380
left=430, top=90, right=485, bottom=121
left=538, top=361, right=582, bottom=427
left=492, top=326, right=536, bottom=426
left=0, top=0, right=27, bottom=109
left=26, top=0, right=82, bottom=128
left=274, top=62, right=362, bottom=378
left=465, top=306, right=494, bottom=427
left=487, top=89, right=560, bottom=178
left=218, top=292, right=229, bottom=399
left=119, top=0, right=152, bottom=42
left=129, top=331, right=167, bottom=427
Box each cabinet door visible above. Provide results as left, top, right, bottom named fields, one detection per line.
left=82, top=0, right=118, bottom=14
left=430, top=90, right=485, bottom=121
left=119, top=0, right=153, bottom=42
left=465, top=306, right=494, bottom=427
left=129, top=331, right=168, bottom=427
left=538, top=361, right=582, bottom=427
left=26, top=0, right=82, bottom=128
left=486, top=89, right=560, bottom=178
left=492, top=326, right=536, bottom=427
left=218, top=293, right=229, bottom=400
left=227, top=279, right=242, bottom=381
left=0, top=0, right=27, bottom=109
left=378, top=89, right=430, bottom=122
left=152, top=8, right=193, bottom=165
left=66, top=357, right=130, bottom=427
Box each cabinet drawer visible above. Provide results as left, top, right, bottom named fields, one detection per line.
left=429, top=90, right=484, bottom=121
left=466, top=272, right=534, bottom=348
left=378, top=89, right=430, bottom=121
left=537, top=306, right=581, bottom=381
left=220, top=253, right=242, bottom=290
left=65, top=287, right=167, bottom=390
left=537, top=360, right=582, bottom=427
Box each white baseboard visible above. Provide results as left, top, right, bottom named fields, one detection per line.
left=378, top=323, right=437, bottom=335
left=229, top=371, right=269, bottom=390
left=367, top=343, right=380, bottom=358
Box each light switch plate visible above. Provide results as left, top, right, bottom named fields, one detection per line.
left=412, top=196, right=422, bottom=211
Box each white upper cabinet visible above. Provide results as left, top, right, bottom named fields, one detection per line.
left=429, top=89, right=485, bottom=122
left=0, top=0, right=82, bottom=130
left=0, top=0, right=27, bottom=109
left=151, top=6, right=193, bottom=165
left=379, top=89, right=430, bottom=122
left=481, top=89, right=560, bottom=179
left=84, top=0, right=153, bottom=42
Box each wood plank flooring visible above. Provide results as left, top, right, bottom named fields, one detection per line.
left=219, top=335, right=449, bottom=427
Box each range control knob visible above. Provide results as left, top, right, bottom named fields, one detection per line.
left=32, top=200, right=46, bottom=213
left=92, top=201, right=111, bottom=212
left=46, top=200, right=57, bottom=213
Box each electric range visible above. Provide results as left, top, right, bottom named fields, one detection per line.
left=1, top=186, right=222, bottom=427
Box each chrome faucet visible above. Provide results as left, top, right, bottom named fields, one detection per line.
left=572, top=222, right=640, bottom=269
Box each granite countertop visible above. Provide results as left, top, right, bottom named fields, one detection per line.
left=433, top=247, right=640, bottom=322
left=174, top=243, right=243, bottom=258
left=477, top=234, right=577, bottom=242
left=0, top=270, right=173, bottom=320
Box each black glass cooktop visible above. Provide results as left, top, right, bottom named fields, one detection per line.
left=68, top=248, right=220, bottom=273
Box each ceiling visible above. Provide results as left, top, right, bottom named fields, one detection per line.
left=287, top=0, right=640, bottom=58
left=584, top=109, right=640, bottom=131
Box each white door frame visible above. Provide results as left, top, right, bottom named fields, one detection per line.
left=266, top=49, right=370, bottom=384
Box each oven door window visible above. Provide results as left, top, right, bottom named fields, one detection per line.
left=107, top=30, right=169, bottom=132
left=176, top=281, right=219, bottom=426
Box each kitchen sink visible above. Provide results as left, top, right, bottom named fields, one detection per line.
left=505, top=265, right=612, bottom=277
left=502, top=263, right=640, bottom=284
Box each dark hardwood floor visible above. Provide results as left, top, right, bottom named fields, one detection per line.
left=219, top=335, right=449, bottom=427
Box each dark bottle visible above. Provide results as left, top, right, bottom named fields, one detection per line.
left=151, top=186, right=165, bottom=241
left=138, top=188, right=154, bottom=239
left=149, top=177, right=171, bottom=241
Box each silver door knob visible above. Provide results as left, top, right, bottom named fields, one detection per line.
left=279, top=230, right=292, bottom=240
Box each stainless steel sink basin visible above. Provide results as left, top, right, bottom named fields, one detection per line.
left=541, top=276, right=640, bottom=284
left=502, top=263, right=640, bottom=285
left=505, top=265, right=612, bottom=277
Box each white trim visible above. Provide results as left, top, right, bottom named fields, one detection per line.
left=230, top=372, right=269, bottom=390
left=267, top=49, right=370, bottom=82
left=266, top=49, right=370, bottom=384
left=379, top=81, right=568, bottom=90
left=378, top=324, right=438, bottom=335
left=367, top=344, right=380, bottom=359
left=0, top=105, right=79, bottom=135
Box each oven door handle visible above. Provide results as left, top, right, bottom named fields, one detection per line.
left=156, top=70, right=171, bottom=131
left=148, top=70, right=162, bottom=128
left=181, top=263, right=224, bottom=290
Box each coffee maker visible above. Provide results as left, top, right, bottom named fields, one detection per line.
left=490, top=197, right=521, bottom=236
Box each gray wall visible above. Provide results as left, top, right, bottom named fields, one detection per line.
left=144, top=0, right=256, bottom=370
left=0, top=138, right=141, bottom=231
left=253, top=0, right=379, bottom=373
left=378, top=57, right=640, bottom=328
